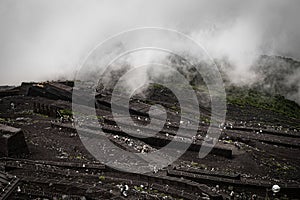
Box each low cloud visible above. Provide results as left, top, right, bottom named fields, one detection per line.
left=0, top=0, right=299, bottom=103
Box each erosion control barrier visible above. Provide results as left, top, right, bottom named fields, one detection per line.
left=0, top=124, right=29, bottom=157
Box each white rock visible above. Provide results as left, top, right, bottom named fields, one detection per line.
left=272, top=185, right=280, bottom=193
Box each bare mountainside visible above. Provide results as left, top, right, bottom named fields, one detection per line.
left=0, top=56, right=299, bottom=200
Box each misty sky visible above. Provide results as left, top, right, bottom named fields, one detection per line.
left=0, top=0, right=300, bottom=85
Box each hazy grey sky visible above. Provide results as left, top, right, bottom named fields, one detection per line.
left=0, top=0, right=300, bottom=85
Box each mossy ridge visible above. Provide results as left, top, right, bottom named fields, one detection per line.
left=226, top=86, right=300, bottom=119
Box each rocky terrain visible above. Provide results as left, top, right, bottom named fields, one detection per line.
left=0, top=56, right=299, bottom=200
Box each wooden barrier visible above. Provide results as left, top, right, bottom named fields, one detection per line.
left=0, top=124, right=29, bottom=157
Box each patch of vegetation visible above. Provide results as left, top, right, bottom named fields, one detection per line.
left=200, top=116, right=210, bottom=124
left=59, top=109, right=73, bottom=116
left=262, top=157, right=297, bottom=177
left=151, top=83, right=165, bottom=90
left=96, top=115, right=103, bottom=120
left=18, top=110, right=34, bottom=115
left=170, top=105, right=180, bottom=112
left=134, top=185, right=144, bottom=192
left=227, top=86, right=300, bottom=119
left=190, top=161, right=207, bottom=169
left=99, top=175, right=105, bottom=181
left=35, top=113, right=49, bottom=118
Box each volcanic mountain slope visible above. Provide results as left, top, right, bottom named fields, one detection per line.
left=253, top=55, right=300, bottom=103
left=0, top=56, right=299, bottom=200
